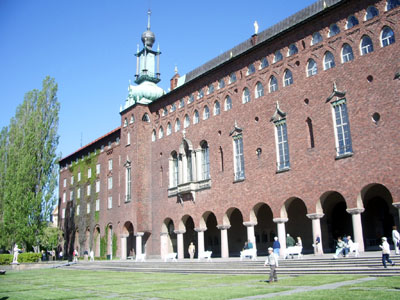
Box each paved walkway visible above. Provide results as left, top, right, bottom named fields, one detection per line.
left=232, top=277, right=376, bottom=299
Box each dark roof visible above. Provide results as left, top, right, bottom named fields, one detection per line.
left=178, top=0, right=345, bottom=87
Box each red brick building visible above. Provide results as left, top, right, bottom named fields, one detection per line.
left=59, top=0, right=400, bottom=259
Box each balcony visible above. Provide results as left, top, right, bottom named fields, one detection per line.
left=168, top=179, right=211, bottom=198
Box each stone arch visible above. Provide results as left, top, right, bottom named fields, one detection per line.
left=84, top=227, right=90, bottom=253
left=225, top=207, right=246, bottom=257
left=122, top=221, right=135, bottom=259
left=180, top=215, right=196, bottom=258
left=93, top=226, right=100, bottom=257
left=359, top=183, right=397, bottom=250
left=161, top=218, right=177, bottom=254
left=284, top=198, right=313, bottom=253
left=106, top=223, right=113, bottom=258
left=252, top=203, right=275, bottom=255
left=179, top=138, right=194, bottom=153
left=202, top=211, right=220, bottom=256
left=320, top=191, right=352, bottom=252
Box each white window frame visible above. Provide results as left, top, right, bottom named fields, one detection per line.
left=233, top=135, right=245, bottom=181
left=274, top=120, right=290, bottom=171
left=70, top=176, right=74, bottom=185
left=96, top=164, right=100, bottom=175
left=95, top=199, right=100, bottom=211
left=70, top=190, right=74, bottom=201
left=63, top=178, right=66, bottom=188
left=175, top=119, right=181, bottom=132
left=283, top=70, right=293, bottom=86
left=224, top=96, right=232, bottom=111
left=87, top=203, right=90, bottom=214
left=108, top=177, right=113, bottom=190
left=331, top=99, right=353, bottom=157
left=87, top=168, right=92, bottom=179
left=269, top=76, right=278, bottom=93
left=341, top=44, right=354, bottom=63
left=96, top=180, right=100, bottom=193
left=324, top=52, right=335, bottom=70
left=255, top=82, right=264, bottom=98
left=360, top=36, right=373, bottom=55
left=167, top=123, right=172, bottom=136
left=108, top=196, right=113, bottom=209
left=242, top=88, right=250, bottom=103
left=87, top=185, right=91, bottom=196
left=77, top=188, right=81, bottom=199
left=214, top=101, right=220, bottom=115
left=203, top=106, right=210, bottom=120
left=108, top=159, right=113, bottom=171
left=76, top=205, right=80, bottom=216
left=307, top=59, right=317, bottom=77
left=62, top=208, right=65, bottom=219
left=193, top=111, right=199, bottom=124
left=63, top=191, right=66, bottom=203
left=381, top=27, right=395, bottom=47
left=77, top=172, right=81, bottom=182
left=126, top=167, right=131, bottom=202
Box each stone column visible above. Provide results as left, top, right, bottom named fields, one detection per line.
left=195, top=228, right=206, bottom=257
left=135, top=232, right=144, bottom=256
left=393, top=202, right=400, bottom=227
left=306, top=213, right=324, bottom=255
left=191, top=150, right=197, bottom=182
left=273, top=218, right=288, bottom=258
left=243, top=221, right=257, bottom=250
left=346, top=208, right=365, bottom=252
left=120, top=234, right=128, bottom=260
left=217, top=225, right=231, bottom=258
left=160, top=232, right=168, bottom=260
left=174, top=230, right=186, bottom=259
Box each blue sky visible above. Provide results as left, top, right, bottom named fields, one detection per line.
left=0, top=0, right=316, bottom=158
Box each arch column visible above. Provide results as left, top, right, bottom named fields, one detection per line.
left=195, top=227, right=206, bottom=257
left=346, top=208, right=365, bottom=252
left=273, top=218, right=288, bottom=258
left=217, top=225, right=231, bottom=258
left=135, top=232, right=144, bottom=256
left=174, top=230, right=185, bottom=259
left=393, top=202, right=400, bottom=226
left=160, top=232, right=168, bottom=260
left=120, top=234, right=128, bottom=260
left=243, top=221, right=257, bottom=250
left=306, top=213, right=324, bottom=255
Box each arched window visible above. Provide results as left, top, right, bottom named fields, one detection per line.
left=207, top=83, right=214, bottom=94
left=158, top=126, right=164, bottom=139
left=170, top=151, right=179, bottom=187
left=387, top=0, right=400, bottom=11
left=247, top=64, right=255, bottom=75
left=175, top=119, right=181, bottom=132
left=269, top=76, right=278, bottom=93
left=283, top=69, right=293, bottom=86
left=255, top=82, right=264, bottom=98
left=224, top=96, right=232, bottom=111
left=203, top=106, right=210, bottom=120
left=198, top=89, right=204, bottom=99
left=193, top=110, right=199, bottom=124
left=260, top=57, right=269, bottom=69
left=328, top=24, right=340, bottom=37
left=273, top=50, right=283, bottom=63
left=381, top=26, right=395, bottom=47
left=151, top=130, right=156, bottom=142
left=307, top=59, right=317, bottom=76
left=346, top=15, right=359, bottom=29
left=324, top=51, right=336, bottom=70
left=365, top=6, right=379, bottom=20
left=229, top=72, right=236, bottom=83
left=200, top=141, right=210, bottom=180
left=123, top=118, right=128, bottom=127
left=170, top=103, right=176, bottom=112
left=214, top=101, right=220, bottom=115
left=218, top=78, right=225, bottom=89
left=142, top=113, right=150, bottom=122
left=242, top=87, right=251, bottom=104
left=311, top=32, right=322, bottom=45
left=188, top=94, right=194, bottom=104
left=162, top=107, right=168, bottom=116
left=184, top=114, right=190, bottom=128
left=179, top=98, right=184, bottom=108
left=287, top=44, right=298, bottom=56
left=360, top=35, right=374, bottom=55
left=166, top=122, right=172, bottom=136
left=341, top=44, right=354, bottom=63
left=130, top=114, right=135, bottom=124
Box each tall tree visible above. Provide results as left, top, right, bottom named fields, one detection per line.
left=0, top=76, right=60, bottom=251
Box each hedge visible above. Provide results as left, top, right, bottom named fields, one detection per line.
left=0, top=253, right=41, bottom=265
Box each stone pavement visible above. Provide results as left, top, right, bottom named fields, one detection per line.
left=231, top=277, right=377, bottom=299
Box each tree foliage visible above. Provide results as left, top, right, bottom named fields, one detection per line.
left=0, top=76, right=60, bottom=251
left=39, top=226, right=63, bottom=251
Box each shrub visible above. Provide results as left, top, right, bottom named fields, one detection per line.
left=0, top=253, right=41, bottom=264
left=0, top=254, right=12, bottom=265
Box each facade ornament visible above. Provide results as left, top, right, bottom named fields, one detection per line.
left=270, top=101, right=287, bottom=122
left=254, top=21, right=259, bottom=35
left=273, top=217, right=289, bottom=223
left=326, top=81, right=346, bottom=103
left=217, top=224, right=231, bottom=230
left=306, top=213, right=325, bottom=220
left=229, top=120, right=243, bottom=136
left=346, top=208, right=365, bottom=215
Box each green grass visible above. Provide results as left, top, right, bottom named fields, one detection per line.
left=0, top=269, right=399, bottom=299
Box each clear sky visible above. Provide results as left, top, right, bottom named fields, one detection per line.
left=0, top=0, right=316, bottom=158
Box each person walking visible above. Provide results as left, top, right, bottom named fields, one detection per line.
left=188, top=242, right=195, bottom=259
left=392, top=226, right=400, bottom=255
left=272, top=237, right=280, bottom=256
left=264, top=247, right=279, bottom=283
left=380, top=237, right=395, bottom=268
left=333, top=237, right=346, bottom=259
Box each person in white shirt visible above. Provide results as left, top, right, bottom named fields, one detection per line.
left=392, top=226, right=400, bottom=255
left=379, top=237, right=395, bottom=268
left=264, top=247, right=279, bottom=282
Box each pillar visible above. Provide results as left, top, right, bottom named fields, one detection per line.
left=243, top=221, right=257, bottom=250
left=393, top=202, right=400, bottom=227
left=195, top=228, right=206, bottom=256
left=174, top=230, right=185, bottom=259
left=217, top=225, right=231, bottom=258
left=273, top=218, right=288, bottom=258
left=306, top=213, right=324, bottom=255
left=135, top=232, right=144, bottom=256
left=346, top=208, right=365, bottom=252
left=120, top=234, right=128, bottom=260
left=191, top=150, right=197, bottom=182
left=160, top=232, right=168, bottom=260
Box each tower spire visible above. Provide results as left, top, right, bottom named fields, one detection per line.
left=147, top=9, right=151, bottom=31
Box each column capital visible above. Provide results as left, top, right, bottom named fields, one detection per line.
left=273, top=218, right=288, bottom=224
left=120, top=233, right=129, bottom=238
left=194, top=227, right=207, bottom=233
left=134, top=232, right=144, bottom=237
left=217, top=224, right=231, bottom=230
left=306, top=213, right=324, bottom=220
left=346, top=208, right=365, bottom=215
left=392, top=202, right=400, bottom=209
left=174, top=230, right=186, bottom=235
left=243, top=221, right=257, bottom=227
left=160, top=232, right=169, bottom=236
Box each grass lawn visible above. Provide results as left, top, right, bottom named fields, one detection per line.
left=0, top=269, right=398, bottom=299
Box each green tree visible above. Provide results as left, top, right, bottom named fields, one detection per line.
left=39, top=226, right=63, bottom=251
left=0, top=76, right=60, bottom=251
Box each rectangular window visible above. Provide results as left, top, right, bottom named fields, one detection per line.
left=77, top=172, right=81, bottom=182
left=88, top=168, right=92, bottom=179
left=87, top=185, right=91, bottom=196
left=70, top=190, right=74, bottom=201
left=96, top=164, right=100, bottom=175
left=77, top=188, right=81, bottom=199
left=70, top=176, right=74, bottom=185
left=76, top=205, right=80, bottom=216
left=332, top=99, right=353, bottom=156
left=87, top=203, right=90, bottom=214
left=96, top=180, right=100, bottom=193
left=173, top=158, right=178, bottom=187
left=275, top=120, right=290, bottom=170
left=62, top=208, right=65, bottom=219
left=63, top=192, right=66, bottom=203
left=126, top=169, right=131, bottom=201
left=95, top=199, right=100, bottom=211
left=108, top=177, right=113, bottom=190
left=127, top=132, right=131, bottom=146
left=202, top=147, right=210, bottom=180
left=108, top=196, right=112, bottom=209
left=233, top=135, right=245, bottom=180
left=63, top=178, right=66, bottom=188
left=108, top=159, right=113, bottom=171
